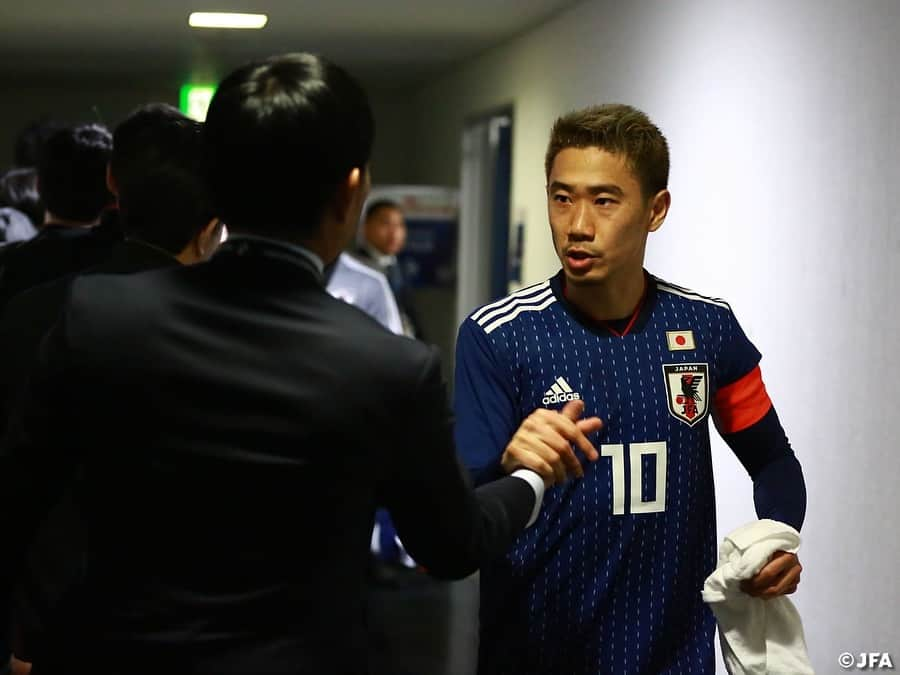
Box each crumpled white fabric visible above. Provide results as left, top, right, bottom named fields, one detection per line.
left=702, top=519, right=814, bottom=675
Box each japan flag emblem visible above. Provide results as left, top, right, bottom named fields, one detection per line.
left=663, top=363, right=709, bottom=427
left=666, top=330, right=695, bottom=351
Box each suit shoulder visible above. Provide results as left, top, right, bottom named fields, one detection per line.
left=0, top=274, right=72, bottom=330
left=67, top=266, right=184, bottom=336
left=329, top=293, right=431, bottom=360
left=71, top=265, right=172, bottom=302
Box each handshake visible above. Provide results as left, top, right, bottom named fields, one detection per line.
left=502, top=400, right=604, bottom=487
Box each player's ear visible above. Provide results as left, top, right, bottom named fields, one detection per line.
left=647, top=189, right=670, bottom=233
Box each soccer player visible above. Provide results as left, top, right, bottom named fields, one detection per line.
left=454, top=104, right=806, bottom=674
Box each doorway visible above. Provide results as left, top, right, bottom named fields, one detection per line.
left=456, top=108, right=514, bottom=328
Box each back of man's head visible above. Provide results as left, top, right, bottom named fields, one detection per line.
left=204, top=52, right=374, bottom=240
left=38, top=123, right=112, bottom=224
left=111, top=103, right=214, bottom=255
left=14, top=118, right=65, bottom=168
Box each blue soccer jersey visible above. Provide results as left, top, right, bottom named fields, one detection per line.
left=454, top=270, right=784, bottom=675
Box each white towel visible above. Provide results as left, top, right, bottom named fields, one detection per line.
left=702, top=519, right=814, bottom=675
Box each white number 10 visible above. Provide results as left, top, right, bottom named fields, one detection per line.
left=600, top=442, right=667, bottom=515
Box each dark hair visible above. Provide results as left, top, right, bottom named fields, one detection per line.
left=38, top=123, right=112, bottom=222
left=111, top=103, right=214, bottom=254
left=204, top=52, right=374, bottom=238
left=545, top=104, right=669, bottom=198
left=364, top=199, right=400, bottom=222
left=0, top=168, right=43, bottom=226
left=14, top=119, right=65, bottom=168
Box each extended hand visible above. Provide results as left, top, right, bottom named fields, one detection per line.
left=741, top=550, right=802, bottom=598
left=501, top=400, right=603, bottom=487
left=11, top=656, right=32, bottom=675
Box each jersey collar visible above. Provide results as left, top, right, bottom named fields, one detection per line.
left=550, top=269, right=658, bottom=338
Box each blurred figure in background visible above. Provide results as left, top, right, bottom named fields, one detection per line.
left=0, top=169, right=42, bottom=233
left=0, top=103, right=221, bottom=675
left=325, top=251, right=404, bottom=335
left=355, top=199, right=423, bottom=338
left=12, top=119, right=65, bottom=170
left=0, top=103, right=220, bottom=431
left=0, top=123, right=115, bottom=310
left=0, top=208, right=36, bottom=246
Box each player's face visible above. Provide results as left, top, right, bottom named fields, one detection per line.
left=365, top=206, right=407, bottom=256
left=547, top=146, right=668, bottom=288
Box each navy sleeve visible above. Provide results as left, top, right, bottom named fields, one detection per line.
left=713, top=307, right=806, bottom=531
left=453, top=316, right=520, bottom=486
left=719, top=406, right=807, bottom=530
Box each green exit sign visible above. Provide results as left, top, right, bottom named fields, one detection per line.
left=180, top=84, right=217, bottom=121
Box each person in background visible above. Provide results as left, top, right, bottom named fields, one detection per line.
left=355, top=199, right=423, bottom=338
left=325, top=251, right=404, bottom=335
left=0, top=169, right=42, bottom=232
left=12, top=120, right=64, bottom=169
left=0, top=209, right=36, bottom=246
left=0, top=124, right=115, bottom=310
left=0, top=103, right=222, bottom=675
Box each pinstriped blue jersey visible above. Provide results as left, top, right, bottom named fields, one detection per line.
left=454, top=270, right=762, bottom=675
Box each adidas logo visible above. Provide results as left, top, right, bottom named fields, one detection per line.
left=542, top=377, right=582, bottom=405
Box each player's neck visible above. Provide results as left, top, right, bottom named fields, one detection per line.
left=566, top=268, right=647, bottom=321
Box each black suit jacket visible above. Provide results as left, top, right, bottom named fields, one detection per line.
left=0, top=240, right=177, bottom=662
left=0, top=214, right=120, bottom=312
left=0, top=240, right=176, bottom=434
left=0, top=237, right=535, bottom=675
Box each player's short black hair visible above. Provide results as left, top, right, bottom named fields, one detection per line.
left=364, top=199, right=401, bottom=222
left=204, top=52, right=374, bottom=239
left=545, top=104, right=669, bottom=199
left=38, top=123, right=112, bottom=223
left=0, top=167, right=43, bottom=226
left=111, top=103, right=215, bottom=254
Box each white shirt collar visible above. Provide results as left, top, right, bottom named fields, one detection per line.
left=361, top=240, right=396, bottom=269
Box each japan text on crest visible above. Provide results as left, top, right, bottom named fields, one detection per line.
left=663, top=363, right=709, bottom=427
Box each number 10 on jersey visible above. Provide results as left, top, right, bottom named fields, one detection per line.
left=600, top=442, right=667, bottom=515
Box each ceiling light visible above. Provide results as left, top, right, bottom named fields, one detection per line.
left=188, top=12, right=268, bottom=29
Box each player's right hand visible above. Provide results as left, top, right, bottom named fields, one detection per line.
left=10, top=656, right=32, bottom=675
left=501, top=400, right=603, bottom=487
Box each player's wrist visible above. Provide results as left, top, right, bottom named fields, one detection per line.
left=500, top=450, right=519, bottom=474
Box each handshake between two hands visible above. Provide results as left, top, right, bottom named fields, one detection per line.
left=501, top=399, right=602, bottom=488
left=500, top=399, right=802, bottom=599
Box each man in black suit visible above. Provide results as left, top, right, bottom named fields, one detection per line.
left=0, top=124, right=117, bottom=311
left=0, top=103, right=223, bottom=674
left=0, top=103, right=222, bottom=434
left=0, top=54, right=601, bottom=675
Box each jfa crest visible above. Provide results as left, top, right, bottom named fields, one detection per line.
left=663, top=363, right=709, bottom=427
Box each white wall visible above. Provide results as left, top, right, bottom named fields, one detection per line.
left=410, top=1, right=900, bottom=671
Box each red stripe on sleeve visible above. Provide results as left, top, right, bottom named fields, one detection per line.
left=713, top=365, right=772, bottom=434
